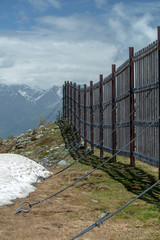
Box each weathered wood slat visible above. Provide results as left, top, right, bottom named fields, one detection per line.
left=63, top=32, right=160, bottom=176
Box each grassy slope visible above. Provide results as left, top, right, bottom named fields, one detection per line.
left=58, top=119, right=160, bottom=239
left=0, top=120, right=159, bottom=239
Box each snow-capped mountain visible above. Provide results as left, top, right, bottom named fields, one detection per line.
left=0, top=84, right=62, bottom=138
left=12, top=84, right=46, bottom=103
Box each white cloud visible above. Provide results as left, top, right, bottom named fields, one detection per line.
left=0, top=1, right=158, bottom=89
left=0, top=32, right=118, bottom=89
left=36, top=13, right=104, bottom=41
left=0, top=57, right=15, bottom=69
left=26, top=0, right=61, bottom=11
left=106, top=2, right=156, bottom=55
left=94, top=0, right=108, bottom=9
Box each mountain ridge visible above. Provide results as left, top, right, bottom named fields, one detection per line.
left=0, top=83, right=62, bottom=138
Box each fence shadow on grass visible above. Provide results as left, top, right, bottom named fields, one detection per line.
left=79, top=153, right=160, bottom=208
left=58, top=119, right=160, bottom=208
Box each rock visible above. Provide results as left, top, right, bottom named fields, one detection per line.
left=11, top=146, right=16, bottom=151
left=17, top=133, right=24, bottom=138
left=17, top=137, right=31, bottom=144
left=90, top=199, right=98, bottom=203
left=35, top=134, right=43, bottom=139
left=23, top=151, right=34, bottom=156
left=26, top=129, right=32, bottom=133
left=53, top=146, right=59, bottom=150
left=49, top=147, right=55, bottom=151
left=79, top=217, right=84, bottom=221
left=16, top=143, right=26, bottom=149
left=58, top=160, right=69, bottom=166
left=98, top=213, right=106, bottom=219
left=39, top=125, right=45, bottom=129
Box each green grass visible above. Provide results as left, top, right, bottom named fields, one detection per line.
left=57, top=119, right=160, bottom=232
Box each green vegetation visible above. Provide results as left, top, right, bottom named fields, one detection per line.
left=57, top=119, right=160, bottom=238
left=39, top=116, right=50, bottom=127
left=7, top=135, right=14, bottom=140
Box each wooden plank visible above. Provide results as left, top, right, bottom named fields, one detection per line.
left=112, top=65, right=116, bottom=162
left=84, top=84, right=87, bottom=148
left=158, top=26, right=160, bottom=179
left=90, top=81, right=94, bottom=153
left=99, top=74, right=103, bottom=159
left=129, top=47, right=135, bottom=166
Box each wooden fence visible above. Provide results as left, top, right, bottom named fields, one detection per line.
left=63, top=27, right=160, bottom=179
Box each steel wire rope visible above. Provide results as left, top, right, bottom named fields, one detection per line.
left=32, top=148, right=92, bottom=185
left=35, top=120, right=82, bottom=169
left=70, top=179, right=160, bottom=240
left=32, top=121, right=85, bottom=185
left=77, top=88, right=154, bottom=156
left=31, top=103, right=81, bottom=168
left=50, top=100, right=103, bottom=158
left=46, top=128, right=79, bottom=160
left=44, top=98, right=63, bottom=122
left=16, top=86, right=156, bottom=209
left=32, top=87, right=154, bottom=185
left=32, top=99, right=117, bottom=184
left=44, top=101, right=110, bottom=164
left=32, top=120, right=92, bottom=185
left=15, top=115, right=159, bottom=214
left=35, top=98, right=89, bottom=166
left=32, top=84, right=155, bottom=189
left=34, top=97, right=107, bottom=170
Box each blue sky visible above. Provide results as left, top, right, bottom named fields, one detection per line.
left=0, top=0, right=159, bottom=89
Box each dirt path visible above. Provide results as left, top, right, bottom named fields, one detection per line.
left=0, top=164, right=159, bottom=240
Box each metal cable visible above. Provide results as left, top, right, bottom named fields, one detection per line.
left=33, top=99, right=117, bottom=183
left=33, top=149, right=92, bottom=185
left=15, top=116, right=159, bottom=214
left=33, top=88, right=154, bottom=185
left=70, top=179, right=160, bottom=240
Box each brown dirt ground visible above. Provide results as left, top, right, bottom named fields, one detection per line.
left=0, top=123, right=159, bottom=240
left=0, top=165, right=159, bottom=240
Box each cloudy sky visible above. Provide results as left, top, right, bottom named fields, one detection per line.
left=0, top=0, right=159, bottom=89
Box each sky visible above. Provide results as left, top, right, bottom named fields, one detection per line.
left=0, top=153, right=52, bottom=207
left=0, top=0, right=159, bottom=89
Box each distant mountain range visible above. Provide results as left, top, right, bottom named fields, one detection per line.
left=0, top=83, right=62, bottom=139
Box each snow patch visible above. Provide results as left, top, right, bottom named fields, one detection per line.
left=57, top=87, right=62, bottom=98
left=0, top=153, right=52, bottom=207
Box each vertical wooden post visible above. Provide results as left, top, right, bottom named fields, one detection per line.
left=63, top=84, right=64, bottom=119
left=90, top=81, right=94, bottom=153
left=129, top=47, right=135, bottom=167
left=112, top=65, right=116, bottom=162
left=74, top=83, right=76, bottom=130
left=84, top=84, right=87, bottom=148
left=78, top=85, right=81, bottom=142
left=64, top=81, right=66, bottom=119
left=67, top=81, right=69, bottom=119
left=70, top=82, right=72, bottom=123
left=99, top=74, right=103, bottom=159
left=158, top=26, right=160, bottom=179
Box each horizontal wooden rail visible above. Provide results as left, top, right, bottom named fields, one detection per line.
left=63, top=26, right=160, bottom=179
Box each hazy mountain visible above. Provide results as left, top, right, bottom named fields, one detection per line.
left=0, top=84, right=62, bottom=139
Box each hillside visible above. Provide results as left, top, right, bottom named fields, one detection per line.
left=0, top=120, right=159, bottom=240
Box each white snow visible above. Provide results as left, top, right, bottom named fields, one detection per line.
left=57, top=87, right=62, bottom=98
left=0, top=153, right=52, bottom=207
